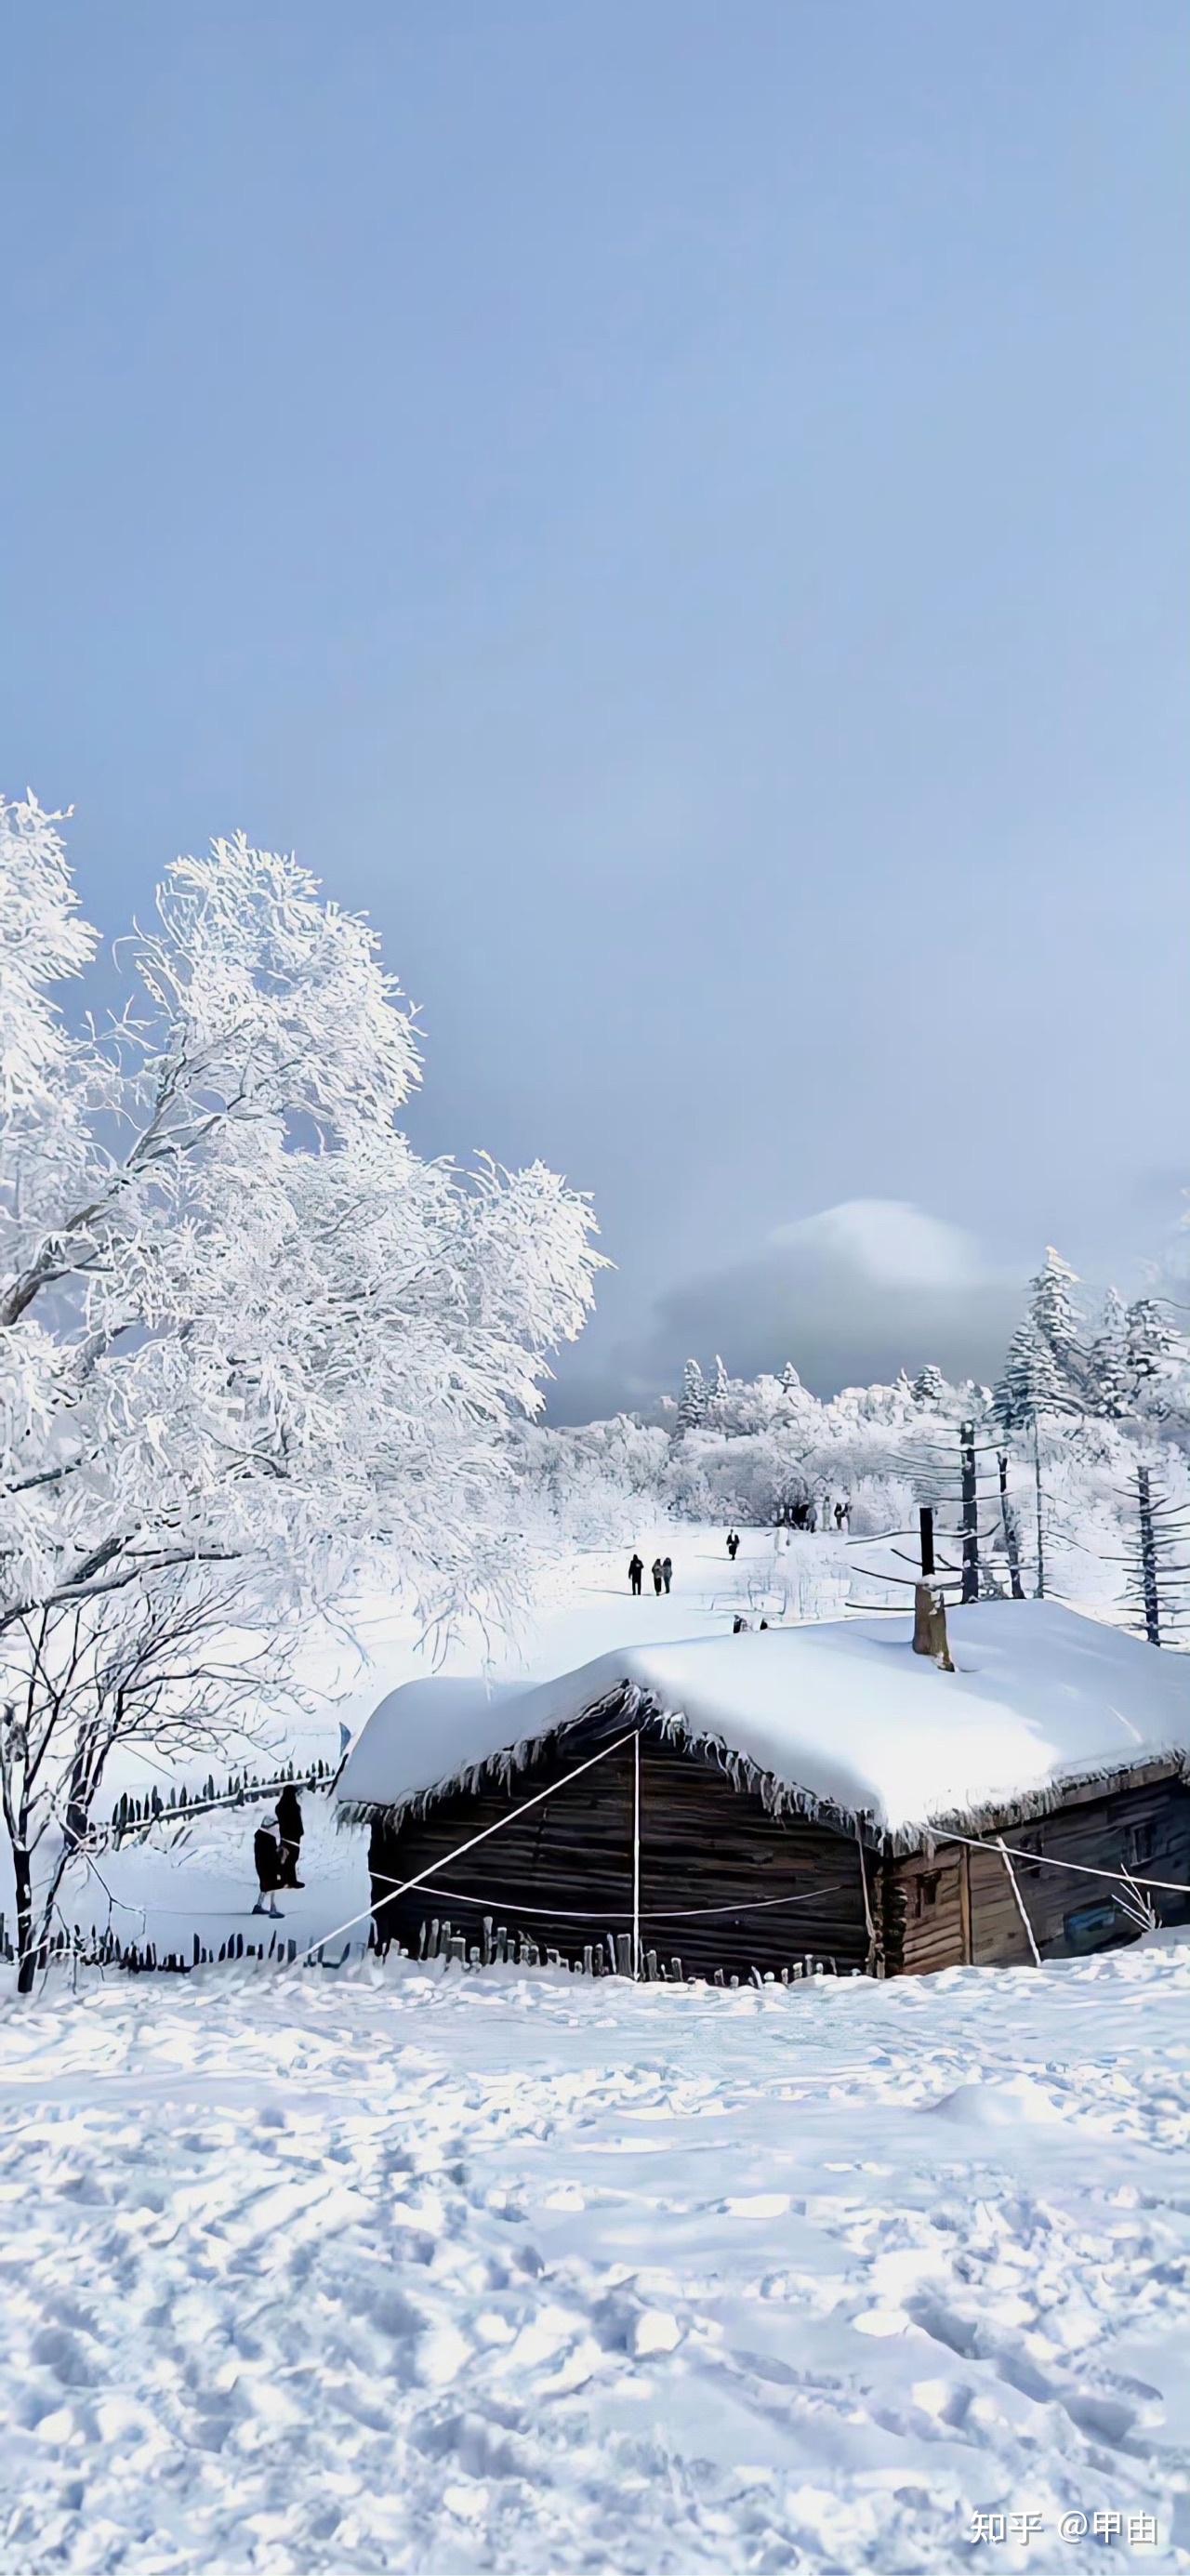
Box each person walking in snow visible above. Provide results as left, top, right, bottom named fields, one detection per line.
left=834, top=1499, right=847, bottom=1530
left=726, top=1529, right=740, bottom=1561
left=252, top=1823, right=284, bottom=1918
left=275, top=1782, right=305, bottom=1889
left=662, top=1555, right=673, bottom=1593
left=733, top=1614, right=748, bottom=1633
left=652, top=1557, right=664, bottom=1597
left=628, top=1552, right=643, bottom=1596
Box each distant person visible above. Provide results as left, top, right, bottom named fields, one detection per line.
left=726, top=1530, right=740, bottom=1561
left=662, top=1555, right=673, bottom=1593
left=733, top=1614, right=748, bottom=1633
left=275, top=1782, right=305, bottom=1888
left=628, top=1552, right=643, bottom=1596
left=834, top=1500, right=847, bottom=1530
left=806, top=1502, right=817, bottom=1534
left=652, top=1557, right=664, bottom=1597
left=760, top=1619, right=769, bottom=1631
left=252, top=1825, right=284, bottom=1919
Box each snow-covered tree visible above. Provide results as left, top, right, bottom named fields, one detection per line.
left=780, top=1361, right=801, bottom=1398
left=1087, top=1287, right=1130, bottom=1420
left=0, top=796, right=602, bottom=1988
left=996, top=1319, right=1069, bottom=1430
left=709, top=1354, right=731, bottom=1407
left=675, top=1357, right=708, bottom=1433
left=1124, top=1298, right=1182, bottom=1410
left=910, top=1363, right=945, bottom=1407
left=1027, top=1247, right=1085, bottom=1401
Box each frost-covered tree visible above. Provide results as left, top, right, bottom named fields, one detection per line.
left=675, top=1357, right=708, bottom=1433
left=910, top=1363, right=945, bottom=1408
left=1087, top=1288, right=1130, bottom=1420
left=0, top=796, right=602, bottom=1988
left=1028, top=1247, right=1085, bottom=1401
left=710, top=1354, right=731, bottom=1407
left=780, top=1361, right=801, bottom=1397
left=1124, top=1298, right=1181, bottom=1409
left=996, top=1319, right=1067, bottom=1430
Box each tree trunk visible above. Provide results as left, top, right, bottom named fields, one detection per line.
left=14, top=1843, right=36, bottom=1998
left=1138, top=1466, right=1160, bottom=1646
left=998, top=1454, right=1025, bottom=1600
left=959, top=1423, right=979, bottom=1605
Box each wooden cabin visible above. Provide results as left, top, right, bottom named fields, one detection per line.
left=337, top=1603, right=1190, bottom=1983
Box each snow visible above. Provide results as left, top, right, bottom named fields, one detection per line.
left=2, top=1937, right=1189, bottom=2572
left=338, top=1598, right=1190, bottom=1843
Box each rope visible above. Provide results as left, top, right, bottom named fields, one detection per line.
left=996, top=1835, right=1041, bottom=1966
left=367, top=1871, right=846, bottom=1924
left=938, top=1827, right=1190, bottom=1897
left=284, top=1726, right=641, bottom=1971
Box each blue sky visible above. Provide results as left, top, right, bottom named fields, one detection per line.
left=3, top=3, right=1187, bottom=1414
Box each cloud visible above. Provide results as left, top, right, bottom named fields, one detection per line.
left=615, top=1199, right=1022, bottom=1407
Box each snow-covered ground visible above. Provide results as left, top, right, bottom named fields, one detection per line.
left=2, top=1938, right=1188, bottom=2573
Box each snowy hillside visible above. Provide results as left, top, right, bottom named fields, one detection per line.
left=2, top=1938, right=1188, bottom=2573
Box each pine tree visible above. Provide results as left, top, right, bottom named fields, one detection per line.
left=910, top=1363, right=945, bottom=1407
left=1124, top=1298, right=1180, bottom=1406
left=780, top=1361, right=801, bottom=1397
left=996, top=1319, right=1067, bottom=1430
left=1087, top=1287, right=1130, bottom=1420
left=709, top=1354, right=730, bottom=1407
left=1028, top=1248, right=1085, bottom=1400
left=676, top=1357, right=708, bottom=1433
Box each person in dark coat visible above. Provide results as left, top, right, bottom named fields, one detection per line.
left=661, top=1555, right=673, bottom=1592
left=651, top=1557, right=664, bottom=1597
left=733, top=1614, right=748, bottom=1633
left=275, top=1783, right=305, bottom=1889
left=726, top=1530, right=740, bottom=1561
left=253, top=1825, right=284, bottom=1918
left=628, top=1552, right=643, bottom=1595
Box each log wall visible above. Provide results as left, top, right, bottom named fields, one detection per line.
left=889, top=1765, right=1190, bottom=1975
left=367, top=1721, right=875, bottom=1983
left=364, top=1724, right=1190, bottom=1986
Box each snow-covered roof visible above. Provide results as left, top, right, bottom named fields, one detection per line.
left=337, top=1603, right=1190, bottom=1847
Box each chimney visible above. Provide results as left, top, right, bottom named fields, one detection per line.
left=913, top=1583, right=955, bottom=1671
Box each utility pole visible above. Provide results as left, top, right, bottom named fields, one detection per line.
left=959, top=1421, right=980, bottom=1604
left=1137, top=1465, right=1160, bottom=1646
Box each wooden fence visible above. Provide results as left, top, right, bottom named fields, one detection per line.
left=105, top=1759, right=335, bottom=1846
left=0, top=1915, right=367, bottom=1976
left=405, top=1909, right=842, bottom=1986
left=0, top=1907, right=842, bottom=1987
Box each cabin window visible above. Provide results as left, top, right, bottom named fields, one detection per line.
left=914, top=1872, right=940, bottom=1917
left=1127, top=1820, right=1155, bottom=1869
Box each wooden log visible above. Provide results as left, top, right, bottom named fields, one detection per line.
left=645, top=1948, right=659, bottom=1981
left=615, top=1932, right=633, bottom=1977
left=582, top=1944, right=594, bottom=1976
